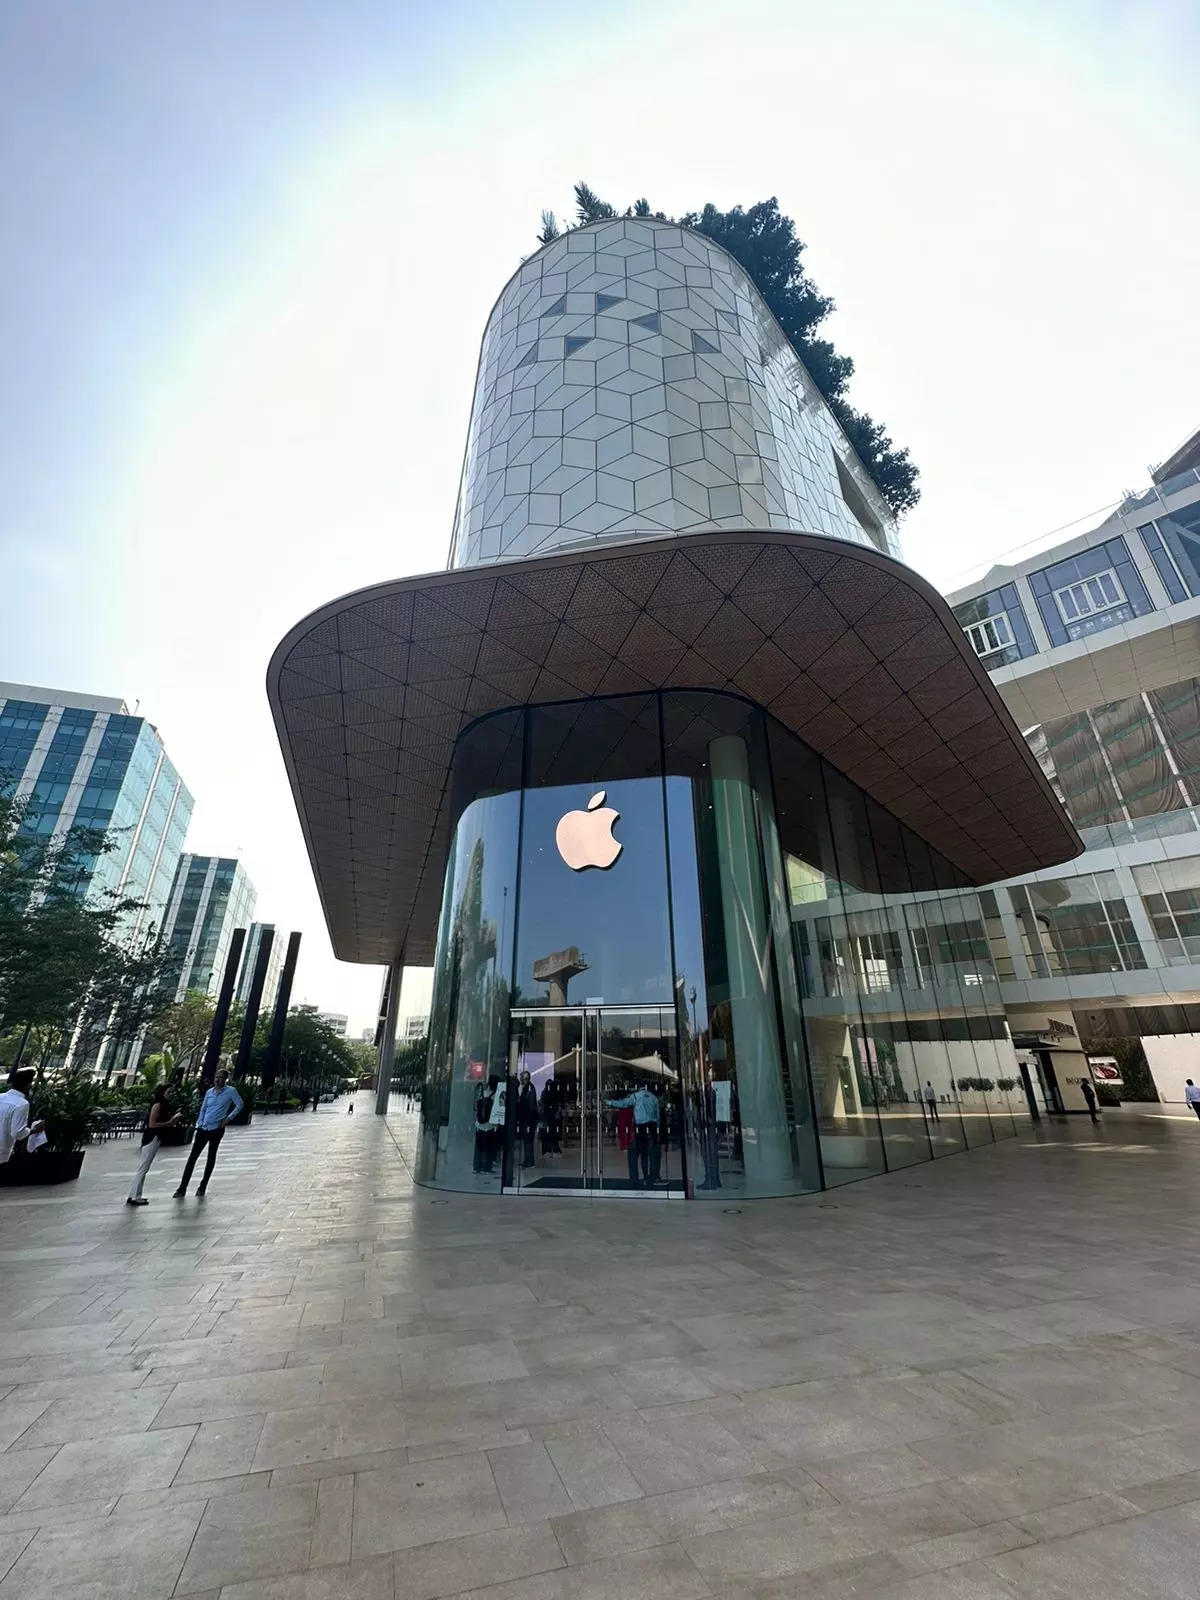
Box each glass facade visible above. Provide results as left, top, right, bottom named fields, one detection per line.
left=1141, top=500, right=1200, bottom=603
left=0, top=690, right=193, bottom=939
left=415, top=691, right=1025, bottom=1200
left=161, top=854, right=258, bottom=999
left=1025, top=676, right=1200, bottom=846
left=1027, top=536, right=1153, bottom=646
left=952, top=583, right=1037, bottom=668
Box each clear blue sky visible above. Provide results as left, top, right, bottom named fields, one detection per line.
left=2, top=0, right=1197, bottom=1029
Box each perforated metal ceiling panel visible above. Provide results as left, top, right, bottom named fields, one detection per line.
left=268, top=531, right=1083, bottom=964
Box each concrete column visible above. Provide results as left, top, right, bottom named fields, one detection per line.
left=709, top=735, right=792, bottom=1191
left=375, top=962, right=402, bottom=1115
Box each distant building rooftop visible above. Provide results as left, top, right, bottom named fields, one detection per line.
left=0, top=682, right=129, bottom=715
left=1151, top=426, right=1200, bottom=486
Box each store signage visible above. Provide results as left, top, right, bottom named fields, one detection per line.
left=555, top=790, right=622, bottom=871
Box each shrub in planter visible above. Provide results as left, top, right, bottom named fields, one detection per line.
left=229, top=1079, right=256, bottom=1125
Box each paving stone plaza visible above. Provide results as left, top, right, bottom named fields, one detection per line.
left=4, top=1101, right=1200, bottom=1598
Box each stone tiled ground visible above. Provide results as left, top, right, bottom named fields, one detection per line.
left=4, top=1096, right=1200, bottom=1598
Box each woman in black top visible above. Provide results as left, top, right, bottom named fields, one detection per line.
left=126, top=1084, right=179, bottom=1207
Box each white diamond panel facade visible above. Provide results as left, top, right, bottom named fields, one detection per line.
left=448, top=218, right=899, bottom=571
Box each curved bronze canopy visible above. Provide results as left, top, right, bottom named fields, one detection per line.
left=268, top=531, right=1082, bottom=965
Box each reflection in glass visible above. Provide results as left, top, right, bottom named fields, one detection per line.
left=414, top=690, right=1024, bottom=1197
left=416, top=789, right=520, bottom=1190
left=665, top=694, right=820, bottom=1198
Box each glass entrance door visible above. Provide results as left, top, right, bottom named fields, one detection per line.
left=507, top=1007, right=682, bottom=1195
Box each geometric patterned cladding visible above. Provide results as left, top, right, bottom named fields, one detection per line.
left=268, top=530, right=1082, bottom=966
left=449, top=218, right=901, bottom=570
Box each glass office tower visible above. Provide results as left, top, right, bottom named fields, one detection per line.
left=271, top=218, right=1081, bottom=1200
left=160, top=854, right=258, bottom=999
left=0, top=682, right=193, bottom=943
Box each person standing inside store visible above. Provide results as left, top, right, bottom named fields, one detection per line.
left=126, top=1083, right=180, bottom=1206
left=173, top=1068, right=242, bottom=1198
left=539, top=1077, right=561, bottom=1157
left=606, top=1084, right=661, bottom=1187
left=1079, top=1076, right=1099, bottom=1124
left=0, top=1069, right=44, bottom=1169
left=514, top=1070, right=539, bottom=1169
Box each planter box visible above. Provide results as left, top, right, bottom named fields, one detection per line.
left=0, top=1149, right=86, bottom=1186
left=230, top=1107, right=253, bottom=1126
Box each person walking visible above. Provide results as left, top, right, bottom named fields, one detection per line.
left=174, top=1068, right=243, bottom=1198
left=0, top=1069, right=44, bottom=1168
left=923, top=1081, right=940, bottom=1123
left=1185, top=1080, right=1200, bottom=1122
left=126, top=1083, right=180, bottom=1206
left=1080, top=1076, right=1099, bottom=1123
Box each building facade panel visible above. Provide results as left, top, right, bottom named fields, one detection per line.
left=449, top=218, right=899, bottom=570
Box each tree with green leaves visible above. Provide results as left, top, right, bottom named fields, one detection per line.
left=0, top=791, right=157, bottom=1069
left=534, top=186, right=919, bottom=518
left=145, top=989, right=217, bottom=1079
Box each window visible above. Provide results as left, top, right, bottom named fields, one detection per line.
left=965, top=614, right=1014, bottom=658
left=1054, top=569, right=1125, bottom=623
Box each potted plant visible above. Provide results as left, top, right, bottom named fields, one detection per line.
left=230, top=1079, right=256, bottom=1126
left=0, top=1074, right=105, bottom=1185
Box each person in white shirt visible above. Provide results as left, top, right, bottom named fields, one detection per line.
left=1185, top=1080, right=1200, bottom=1123
left=0, top=1069, right=44, bottom=1166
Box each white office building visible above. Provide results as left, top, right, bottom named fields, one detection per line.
left=948, top=426, right=1200, bottom=1102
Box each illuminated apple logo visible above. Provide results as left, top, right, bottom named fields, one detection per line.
left=555, top=790, right=622, bottom=872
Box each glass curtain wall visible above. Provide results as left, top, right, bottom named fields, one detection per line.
left=414, top=692, right=1020, bottom=1196
left=416, top=711, right=522, bottom=1191
left=663, top=693, right=821, bottom=1198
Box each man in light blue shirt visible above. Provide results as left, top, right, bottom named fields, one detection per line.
left=173, top=1068, right=243, bottom=1199
left=606, top=1086, right=661, bottom=1188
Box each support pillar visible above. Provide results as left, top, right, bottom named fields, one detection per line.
left=709, top=735, right=792, bottom=1191
left=261, top=932, right=302, bottom=1089
left=200, top=927, right=246, bottom=1086
left=234, top=927, right=275, bottom=1077
left=375, top=962, right=401, bottom=1116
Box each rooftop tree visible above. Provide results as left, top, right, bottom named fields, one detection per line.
left=536, top=184, right=919, bottom=519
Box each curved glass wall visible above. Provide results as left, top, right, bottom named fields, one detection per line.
left=414, top=692, right=1024, bottom=1198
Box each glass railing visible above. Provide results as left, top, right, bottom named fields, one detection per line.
left=1120, top=468, right=1200, bottom=518
left=1076, top=809, right=1200, bottom=852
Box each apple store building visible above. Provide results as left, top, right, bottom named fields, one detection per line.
left=270, top=218, right=1081, bottom=1200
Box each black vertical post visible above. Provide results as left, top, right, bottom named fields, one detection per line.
left=234, top=927, right=275, bottom=1077
left=201, top=927, right=246, bottom=1086
left=261, top=931, right=301, bottom=1090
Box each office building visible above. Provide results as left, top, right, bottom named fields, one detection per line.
left=401, top=1015, right=429, bottom=1043
left=318, top=1012, right=349, bottom=1038
left=160, top=854, right=257, bottom=1000
left=234, top=922, right=291, bottom=1015
left=948, top=427, right=1200, bottom=1102
left=0, top=683, right=193, bottom=944
left=271, top=216, right=1080, bottom=1199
